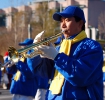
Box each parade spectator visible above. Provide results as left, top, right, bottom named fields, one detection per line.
left=0, top=55, right=3, bottom=84
left=3, top=52, right=12, bottom=89
left=27, top=5, right=103, bottom=100
left=0, top=55, right=4, bottom=92
left=0, top=64, right=1, bottom=86
left=1, top=53, right=9, bottom=90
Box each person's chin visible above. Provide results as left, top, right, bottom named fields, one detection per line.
left=63, top=33, right=69, bottom=39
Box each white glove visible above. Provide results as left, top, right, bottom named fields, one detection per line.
left=33, top=30, right=45, bottom=43
left=33, top=30, right=45, bottom=55
left=3, top=60, right=16, bottom=68
left=37, top=43, right=58, bottom=60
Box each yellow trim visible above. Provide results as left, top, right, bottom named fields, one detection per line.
left=49, top=31, right=87, bottom=94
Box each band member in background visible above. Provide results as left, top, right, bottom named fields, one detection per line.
left=26, top=5, right=103, bottom=100
left=7, top=34, right=50, bottom=100
left=5, top=38, right=38, bottom=100
left=33, top=31, right=50, bottom=100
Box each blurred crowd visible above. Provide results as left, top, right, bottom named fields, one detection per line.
left=0, top=52, right=12, bottom=90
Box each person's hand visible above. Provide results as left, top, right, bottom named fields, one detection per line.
left=33, top=30, right=45, bottom=55
left=37, top=43, right=58, bottom=60
left=33, top=30, right=45, bottom=43
left=3, top=60, right=16, bottom=68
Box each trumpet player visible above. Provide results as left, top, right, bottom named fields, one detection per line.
left=26, top=5, right=103, bottom=100
left=6, top=34, right=50, bottom=100
left=33, top=31, right=50, bottom=100
left=5, top=38, right=38, bottom=100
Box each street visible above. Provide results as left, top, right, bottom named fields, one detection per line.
left=0, top=86, right=105, bottom=100
left=0, top=88, right=12, bottom=100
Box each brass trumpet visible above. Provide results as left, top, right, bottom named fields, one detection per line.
left=8, top=32, right=63, bottom=62
left=0, top=60, right=17, bottom=70
left=0, top=62, right=4, bottom=68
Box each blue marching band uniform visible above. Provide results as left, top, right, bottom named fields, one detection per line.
left=26, top=32, right=103, bottom=100
left=5, top=33, right=104, bottom=100
left=4, top=5, right=104, bottom=100
left=5, top=39, right=50, bottom=99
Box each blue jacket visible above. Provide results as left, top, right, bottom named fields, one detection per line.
left=6, top=59, right=38, bottom=97
left=27, top=37, right=103, bottom=100
left=103, top=72, right=105, bottom=81
left=6, top=50, right=49, bottom=97
left=27, top=49, right=50, bottom=89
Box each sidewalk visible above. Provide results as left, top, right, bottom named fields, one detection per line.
left=0, top=83, right=8, bottom=90
left=0, top=87, right=12, bottom=100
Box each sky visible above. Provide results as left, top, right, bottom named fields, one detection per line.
left=0, top=0, right=33, bottom=9
left=0, top=0, right=105, bottom=9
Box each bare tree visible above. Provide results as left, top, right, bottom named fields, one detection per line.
left=98, top=11, right=105, bottom=39
left=30, top=2, right=60, bottom=38
left=0, top=27, right=15, bottom=55
left=11, top=11, right=32, bottom=48
left=0, top=2, right=60, bottom=56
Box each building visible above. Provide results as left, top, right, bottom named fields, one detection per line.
left=0, top=0, right=105, bottom=30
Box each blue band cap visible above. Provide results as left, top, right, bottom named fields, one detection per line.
left=53, top=6, right=86, bottom=23
left=19, top=38, right=33, bottom=46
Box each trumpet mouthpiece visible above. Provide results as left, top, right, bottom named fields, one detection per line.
left=62, top=30, right=66, bottom=33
